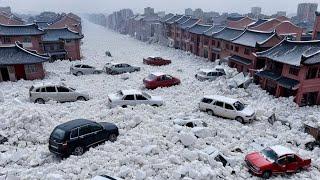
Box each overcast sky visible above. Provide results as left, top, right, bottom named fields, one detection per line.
left=0, top=0, right=319, bottom=15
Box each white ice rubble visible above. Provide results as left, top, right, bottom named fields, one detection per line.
left=0, top=20, right=319, bottom=179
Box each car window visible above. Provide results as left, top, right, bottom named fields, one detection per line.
left=46, top=86, right=56, bottom=92
left=57, top=86, right=70, bottom=92
left=136, top=94, right=147, bottom=100
left=79, top=125, right=92, bottom=136
left=75, top=65, right=81, bottom=68
left=123, top=64, right=130, bottom=67
left=202, top=98, right=213, bottom=104
left=36, top=88, right=40, bottom=92
left=225, top=103, right=234, bottom=110
left=234, top=101, right=245, bottom=111
left=70, top=128, right=79, bottom=139
left=90, top=123, right=103, bottom=132
left=214, top=101, right=224, bottom=108
left=115, top=64, right=121, bottom=68
left=124, top=95, right=135, bottom=100
left=51, top=128, right=65, bottom=140
left=214, top=154, right=228, bottom=167
left=41, top=88, right=46, bottom=92
left=277, top=156, right=287, bottom=165
left=287, top=155, right=297, bottom=163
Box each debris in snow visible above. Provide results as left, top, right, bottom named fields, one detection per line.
left=0, top=135, right=8, bottom=144
left=120, top=73, right=130, bottom=80
left=105, top=51, right=112, bottom=57
left=179, top=132, right=197, bottom=147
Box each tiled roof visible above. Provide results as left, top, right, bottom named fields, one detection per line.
left=227, top=16, right=245, bottom=21
left=160, top=13, right=174, bottom=22
left=187, top=24, right=212, bottom=35
left=166, top=15, right=183, bottom=24
left=42, top=28, right=83, bottom=42
left=0, top=43, right=49, bottom=65
left=229, top=55, right=252, bottom=65
left=204, top=25, right=225, bottom=36
left=212, top=27, right=244, bottom=41
left=179, top=18, right=199, bottom=30
left=231, top=29, right=276, bottom=48
left=34, top=21, right=50, bottom=29
left=0, top=24, right=44, bottom=36
left=257, top=39, right=320, bottom=66
left=175, top=16, right=190, bottom=24
left=248, top=19, right=268, bottom=28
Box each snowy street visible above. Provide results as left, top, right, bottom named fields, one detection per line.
left=0, top=20, right=320, bottom=179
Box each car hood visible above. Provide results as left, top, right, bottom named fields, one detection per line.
left=151, top=96, right=163, bottom=102
left=99, top=122, right=117, bottom=130
left=246, top=152, right=272, bottom=168
left=241, top=106, right=255, bottom=116
left=108, top=93, right=120, bottom=101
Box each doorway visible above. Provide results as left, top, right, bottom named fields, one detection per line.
left=0, top=67, right=10, bottom=81
left=14, top=65, right=26, bottom=80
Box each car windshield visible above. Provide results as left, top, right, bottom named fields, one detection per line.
left=51, top=128, right=66, bottom=140
left=147, top=74, right=158, bottom=80
left=261, top=147, right=278, bottom=162
left=233, top=101, right=245, bottom=111
left=142, top=92, right=151, bottom=99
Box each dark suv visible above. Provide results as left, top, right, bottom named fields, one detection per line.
left=49, top=119, right=119, bottom=156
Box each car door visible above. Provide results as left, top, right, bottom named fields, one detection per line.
left=274, top=156, right=288, bottom=174
left=122, top=94, right=136, bottom=106
left=56, top=86, right=74, bottom=102
left=285, top=154, right=299, bottom=172
left=224, top=103, right=237, bottom=119
left=44, top=86, right=58, bottom=101
left=200, top=98, right=213, bottom=111
left=123, top=64, right=131, bottom=73
left=69, top=127, right=79, bottom=151
left=212, top=101, right=225, bottom=117
left=135, top=94, right=149, bottom=105
left=88, top=123, right=105, bottom=145
left=78, top=124, right=97, bottom=148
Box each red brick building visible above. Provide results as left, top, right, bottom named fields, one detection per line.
left=176, top=17, right=200, bottom=50
left=0, top=24, right=44, bottom=53
left=163, top=14, right=183, bottom=42
left=313, top=12, right=320, bottom=40
left=170, top=15, right=191, bottom=49
left=49, top=13, right=82, bottom=34
left=228, top=29, right=283, bottom=73
left=202, top=25, right=225, bottom=61
left=256, top=40, right=320, bottom=106
left=186, top=24, right=212, bottom=56
left=41, top=28, right=83, bottom=60
left=227, top=16, right=255, bottom=29
left=0, top=43, right=49, bottom=82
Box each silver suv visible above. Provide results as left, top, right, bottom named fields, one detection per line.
left=104, top=63, right=140, bottom=75
left=29, top=84, right=90, bottom=104
left=70, top=64, right=101, bottom=76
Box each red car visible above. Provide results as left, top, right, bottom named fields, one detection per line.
left=143, top=57, right=171, bottom=66
left=245, top=145, right=311, bottom=178
left=143, top=72, right=180, bottom=89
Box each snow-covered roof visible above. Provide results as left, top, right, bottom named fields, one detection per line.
left=231, top=29, right=276, bottom=48
left=179, top=18, right=200, bottom=30
left=187, top=24, right=212, bottom=35
left=0, top=23, right=44, bottom=36
left=204, top=25, right=225, bottom=36
left=257, top=39, right=320, bottom=66
left=203, top=95, right=238, bottom=105
left=160, top=13, right=174, bottom=23
left=248, top=19, right=268, bottom=28
left=175, top=16, right=190, bottom=24
left=0, top=43, right=49, bottom=65
left=121, top=89, right=142, bottom=95
left=43, top=27, right=83, bottom=42
left=270, top=145, right=295, bottom=156
left=151, top=72, right=165, bottom=76
left=212, top=27, right=244, bottom=41
left=166, top=15, right=183, bottom=24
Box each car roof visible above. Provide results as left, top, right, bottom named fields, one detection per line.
left=56, top=119, right=95, bottom=131
left=199, top=69, right=220, bottom=73
left=151, top=72, right=166, bottom=76
left=203, top=95, right=238, bottom=104
left=121, top=89, right=142, bottom=95
left=31, top=83, right=66, bottom=89
left=270, top=145, right=295, bottom=156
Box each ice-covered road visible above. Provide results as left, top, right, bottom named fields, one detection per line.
left=0, top=20, right=320, bottom=180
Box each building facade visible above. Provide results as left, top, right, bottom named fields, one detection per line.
left=313, top=12, right=320, bottom=40
left=297, top=3, right=318, bottom=22
left=49, top=13, right=82, bottom=34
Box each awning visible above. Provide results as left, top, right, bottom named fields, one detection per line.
left=255, top=70, right=281, bottom=81
left=277, top=76, right=300, bottom=90
left=229, top=55, right=252, bottom=65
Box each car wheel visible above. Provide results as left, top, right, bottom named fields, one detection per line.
left=207, top=109, right=214, bottom=116
left=109, top=133, right=117, bottom=142
left=93, top=71, right=100, bottom=74
left=262, top=171, right=271, bottom=179
left=35, top=98, right=45, bottom=104
left=152, top=104, right=159, bottom=107
left=76, top=71, right=84, bottom=76
left=122, top=105, right=127, bottom=108
left=305, top=142, right=315, bottom=151
left=236, top=117, right=245, bottom=124
left=77, top=96, right=86, bottom=101
left=72, top=146, right=84, bottom=156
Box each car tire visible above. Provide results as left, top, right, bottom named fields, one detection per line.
left=35, top=98, right=45, bottom=104
left=76, top=71, right=84, bottom=76
left=72, top=146, right=84, bottom=156
left=262, top=171, right=271, bottom=179
left=152, top=104, right=159, bottom=107
left=207, top=109, right=214, bottom=116
left=236, top=117, right=245, bottom=124
left=77, top=96, right=86, bottom=101
left=109, top=133, right=117, bottom=142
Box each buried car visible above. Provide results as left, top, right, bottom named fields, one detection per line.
left=70, top=64, right=101, bottom=76
left=198, top=146, right=240, bottom=167
left=199, top=95, right=256, bottom=123
left=143, top=72, right=181, bottom=89
left=29, top=84, right=90, bottom=104
left=195, top=68, right=226, bottom=81
left=245, top=145, right=311, bottom=178
left=173, top=117, right=207, bottom=128
left=143, top=56, right=171, bottom=66
left=104, top=62, right=140, bottom=75
left=108, top=89, right=163, bottom=108
left=49, top=119, right=119, bottom=156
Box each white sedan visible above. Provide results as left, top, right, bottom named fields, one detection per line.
left=195, top=68, right=226, bottom=81
left=70, top=64, right=101, bottom=76
left=108, top=90, right=163, bottom=108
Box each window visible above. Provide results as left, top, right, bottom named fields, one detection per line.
left=202, top=98, right=213, bottom=104
left=3, top=37, right=11, bottom=43
left=136, top=94, right=147, bottom=100
left=89, top=123, right=103, bottom=132
left=235, top=46, right=239, bottom=52
left=51, top=128, right=65, bottom=140
left=41, top=88, right=46, bottom=92
left=214, top=101, right=224, bottom=108
left=124, top=95, right=135, bottom=100
left=75, top=65, right=81, bottom=68
left=277, top=157, right=287, bottom=165
left=306, top=67, right=318, bottom=79
left=23, top=36, right=31, bottom=43
left=79, top=125, right=92, bottom=136
left=225, top=103, right=234, bottom=110
left=212, top=40, right=215, bottom=46
left=36, top=88, right=40, bottom=92
left=230, top=45, right=234, bottom=51
left=225, top=43, right=230, bottom=50
left=25, top=64, right=37, bottom=73
left=57, top=86, right=70, bottom=92
left=289, top=66, right=300, bottom=76
left=217, top=41, right=221, bottom=48
left=70, top=128, right=79, bottom=139
left=287, top=155, right=297, bottom=163
left=45, top=86, right=56, bottom=92
left=244, top=48, right=250, bottom=55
